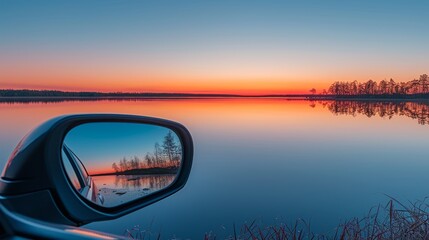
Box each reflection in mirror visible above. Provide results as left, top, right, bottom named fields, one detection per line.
left=62, top=122, right=182, bottom=208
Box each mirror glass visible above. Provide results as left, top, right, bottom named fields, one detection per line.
left=61, top=122, right=182, bottom=208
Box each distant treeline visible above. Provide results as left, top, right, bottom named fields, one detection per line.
left=4, top=74, right=429, bottom=99
left=0, top=89, right=242, bottom=98
left=325, top=74, right=429, bottom=96
left=0, top=89, right=102, bottom=97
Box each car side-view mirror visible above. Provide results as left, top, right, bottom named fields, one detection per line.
left=62, top=122, right=184, bottom=208
left=0, top=114, right=193, bottom=228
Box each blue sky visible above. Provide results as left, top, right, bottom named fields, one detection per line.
left=1, top=1, right=428, bottom=93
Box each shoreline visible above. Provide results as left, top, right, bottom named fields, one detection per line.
left=1, top=95, right=429, bottom=102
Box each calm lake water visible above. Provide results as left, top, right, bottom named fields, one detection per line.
left=0, top=99, right=428, bottom=238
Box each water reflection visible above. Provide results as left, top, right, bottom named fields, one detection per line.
left=110, top=174, right=176, bottom=189
left=1, top=98, right=429, bottom=238
left=93, top=175, right=175, bottom=207
left=315, top=100, right=429, bottom=125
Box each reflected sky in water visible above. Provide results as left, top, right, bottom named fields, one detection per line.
left=315, top=100, right=429, bottom=125
left=93, top=175, right=176, bottom=207
left=94, top=174, right=176, bottom=191
left=0, top=99, right=429, bottom=238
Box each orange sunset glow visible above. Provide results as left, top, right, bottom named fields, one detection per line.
left=1, top=55, right=333, bottom=94
left=1, top=77, right=332, bottom=94
left=2, top=0, right=428, bottom=95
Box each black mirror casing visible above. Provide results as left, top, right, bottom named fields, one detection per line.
left=0, top=114, right=193, bottom=226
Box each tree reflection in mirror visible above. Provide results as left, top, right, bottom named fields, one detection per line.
left=61, top=122, right=182, bottom=207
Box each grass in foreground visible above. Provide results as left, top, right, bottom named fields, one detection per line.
left=125, top=197, right=429, bottom=240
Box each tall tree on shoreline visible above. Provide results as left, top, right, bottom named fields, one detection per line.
left=162, top=131, right=180, bottom=166
left=111, top=131, right=182, bottom=172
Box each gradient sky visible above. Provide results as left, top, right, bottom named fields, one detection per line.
left=1, top=1, right=428, bottom=94
left=64, top=122, right=178, bottom=174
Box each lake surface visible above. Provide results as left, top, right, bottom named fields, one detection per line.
left=0, top=98, right=428, bottom=239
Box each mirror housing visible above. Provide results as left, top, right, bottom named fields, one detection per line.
left=0, top=114, right=193, bottom=226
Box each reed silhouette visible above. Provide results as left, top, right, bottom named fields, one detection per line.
left=125, top=197, right=429, bottom=240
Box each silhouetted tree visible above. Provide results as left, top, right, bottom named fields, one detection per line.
left=145, top=153, right=154, bottom=168
left=112, top=162, right=119, bottom=173
left=420, top=74, right=429, bottom=93
left=162, top=131, right=179, bottom=164
left=119, top=157, right=128, bottom=172
left=154, top=142, right=163, bottom=166
left=388, top=79, right=396, bottom=94
left=130, top=156, right=140, bottom=169
left=379, top=80, right=388, bottom=94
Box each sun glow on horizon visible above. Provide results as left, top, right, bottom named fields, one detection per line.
left=1, top=1, right=428, bottom=95
left=0, top=79, right=332, bottom=95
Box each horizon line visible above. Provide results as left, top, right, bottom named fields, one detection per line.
left=0, top=88, right=319, bottom=97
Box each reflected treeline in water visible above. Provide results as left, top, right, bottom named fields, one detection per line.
left=315, top=100, right=429, bottom=125
left=113, top=174, right=176, bottom=190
